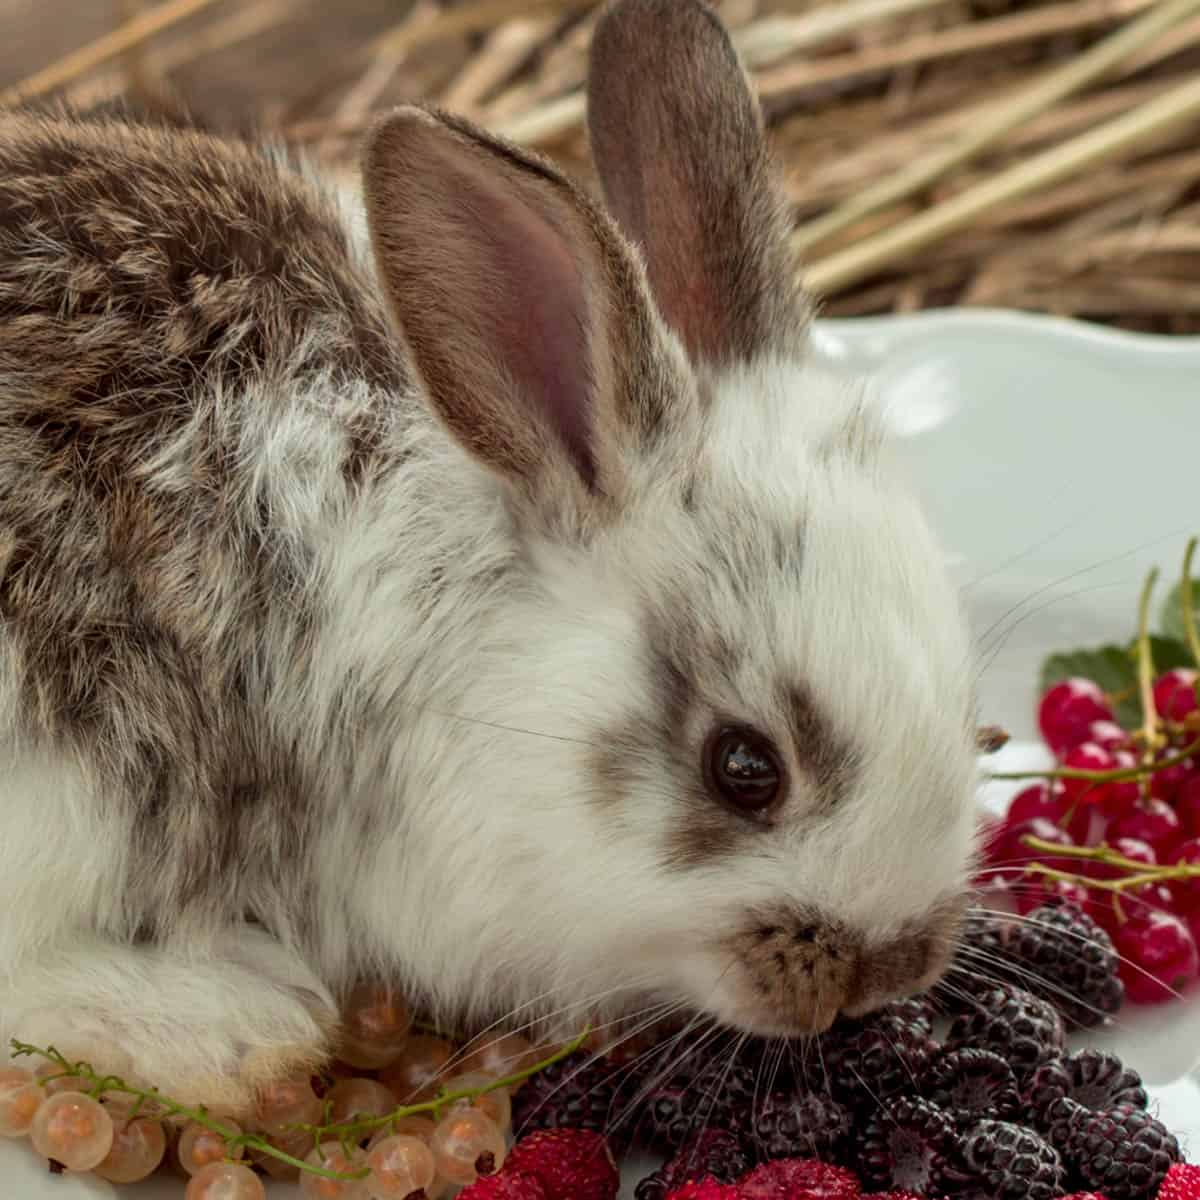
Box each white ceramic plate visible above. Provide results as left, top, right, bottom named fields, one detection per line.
left=5, top=309, right=1199, bottom=1195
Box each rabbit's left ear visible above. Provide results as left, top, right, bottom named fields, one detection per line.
left=587, top=0, right=807, bottom=368
left=362, top=106, right=681, bottom=512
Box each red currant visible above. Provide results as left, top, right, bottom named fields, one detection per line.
left=1014, top=874, right=1092, bottom=916
left=1188, top=910, right=1200, bottom=952
left=983, top=817, right=1075, bottom=883
left=1167, top=838, right=1200, bottom=912
left=1059, top=743, right=1115, bottom=808
left=1153, top=668, right=1199, bottom=723
left=1007, top=783, right=1062, bottom=826
left=1178, top=775, right=1200, bottom=839
left=1151, top=758, right=1196, bottom=804
left=1083, top=836, right=1156, bottom=881
left=1038, top=678, right=1113, bottom=756
left=1085, top=719, right=1130, bottom=752
left=1113, top=909, right=1200, bottom=1004
left=1111, top=797, right=1183, bottom=854
left=1102, top=749, right=1140, bottom=816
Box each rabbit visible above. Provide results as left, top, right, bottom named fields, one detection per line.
left=0, top=0, right=979, bottom=1115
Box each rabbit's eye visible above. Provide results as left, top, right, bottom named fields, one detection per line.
left=704, top=726, right=783, bottom=816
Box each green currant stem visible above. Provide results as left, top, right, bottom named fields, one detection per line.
left=1020, top=834, right=1200, bottom=891
left=1182, top=536, right=1200, bottom=669
left=7, top=1041, right=346, bottom=1180
left=1026, top=862, right=1196, bottom=894
left=293, top=1025, right=592, bottom=1148
left=10, top=1024, right=592, bottom=1183
left=1135, top=568, right=1162, bottom=799
left=989, top=733, right=1200, bottom=784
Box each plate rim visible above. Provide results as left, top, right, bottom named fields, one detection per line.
left=816, top=305, right=1200, bottom=358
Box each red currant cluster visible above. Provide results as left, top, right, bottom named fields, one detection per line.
left=981, top=667, right=1200, bottom=1005
left=979, top=540, right=1200, bottom=1006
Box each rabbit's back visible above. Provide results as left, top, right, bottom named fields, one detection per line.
left=0, top=111, right=408, bottom=936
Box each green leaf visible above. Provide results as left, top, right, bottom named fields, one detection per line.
left=1038, top=636, right=1192, bottom=729
left=1148, top=634, right=1194, bottom=674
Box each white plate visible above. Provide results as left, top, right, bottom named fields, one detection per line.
left=5, top=309, right=1199, bottom=1195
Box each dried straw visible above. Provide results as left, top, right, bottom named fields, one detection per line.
left=0, top=0, right=222, bottom=107
left=3, top=0, right=1199, bottom=333
left=803, top=71, right=1200, bottom=292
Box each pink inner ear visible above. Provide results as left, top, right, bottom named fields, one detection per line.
left=437, top=153, right=597, bottom=489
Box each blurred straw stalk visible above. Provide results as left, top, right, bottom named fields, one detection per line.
left=2, top=0, right=1200, bottom=332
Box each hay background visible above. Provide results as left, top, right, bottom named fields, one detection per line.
left=3, top=0, right=1199, bottom=334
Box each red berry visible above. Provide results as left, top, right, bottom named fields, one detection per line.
left=1159, top=1162, right=1200, bottom=1200
left=1112, top=908, right=1200, bottom=1004
left=1126, top=882, right=1176, bottom=916
left=1111, top=797, right=1183, bottom=854
left=1151, top=759, right=1196, bottom=804
left=1039, top=679, right=1113, bottom=755
left=1007, top=783, right=1063, bottom=827
left=1014, top=874, right=1092, bottom=916
left=1167, top=838, right=1200, bottom=912
left=459, top=1172, right=547, bottom=1200
left=738, top=1159, right=861, bottom=1200
left=664, top=1183, right=742, bottom=1200
left=984, top=817, right=1075, bottom=882
left=1178, top=776, right=1200, bottom=837
left=505, top=1130, right=619, bottom=1200
left=1083, top=837, right=1157, bottom=881
left=1060, top=743, right=1115, bottom=808
left=861, top=1195, right=926, bottom=1200
left=1085, top=720, right=1129, bottom=752
left=1153, top=668, right=1199, bottom=722
left=1101, top=750, right=1140, bottom=817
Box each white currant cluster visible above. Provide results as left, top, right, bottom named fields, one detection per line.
left=1, top=984, right=574, bottom=1200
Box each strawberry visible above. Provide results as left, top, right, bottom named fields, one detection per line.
left=739, top=1158, right=861, bottom=1200
left=458, top=1172, right=548, bottom=1200
left=504, top=1128, right=619, bottom=1200
left=665, top=1182, right=743, bottom=1200
left=1160, top=1164, right=1200, bottom=1199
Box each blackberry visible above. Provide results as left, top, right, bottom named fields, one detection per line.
left=1066, top=1103, right=1182, bottom=1199
left=922, top=1047, right=1019, bottom=1125
left=1012, top=900, right=1125, bottom=1027
left=633, top=1129, right=751, bottom=1200
left=933, top=910, right=1013, bottom=1013
left=751, top=1090, right=851, bottom=1161
left=945, top=985, right=1065, bottom=1083
left=820, top=1012, right=937, bottom=1110
left=857, top=1096, right=959, bottom=1195
left=511, top=1052, right=627, bottom=1143
left=1027, top=1050, right=1148, bottom=1124
left=876, top=995, right=937, bottom=1035
left=958, top=1120, right=1064, bottom=1200
left=1041, top=1096, right=1087, bottom=1160
left=642, top=1058, right=756, bottom=1152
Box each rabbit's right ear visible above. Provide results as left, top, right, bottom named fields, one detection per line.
left=587, top=0, right=807, bottom=369
left=362, top=106, right=681, bottom=519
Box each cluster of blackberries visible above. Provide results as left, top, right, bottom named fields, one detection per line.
left=510, top=905, right=1180, bottom=1200
left=936, top=899, right=1125, bottom=1028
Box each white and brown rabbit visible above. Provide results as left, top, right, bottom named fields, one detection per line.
left=0, top=0, right=978, bottom=1113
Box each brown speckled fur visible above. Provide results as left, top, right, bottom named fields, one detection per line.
left=0, top=109, right=405, bottom=931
